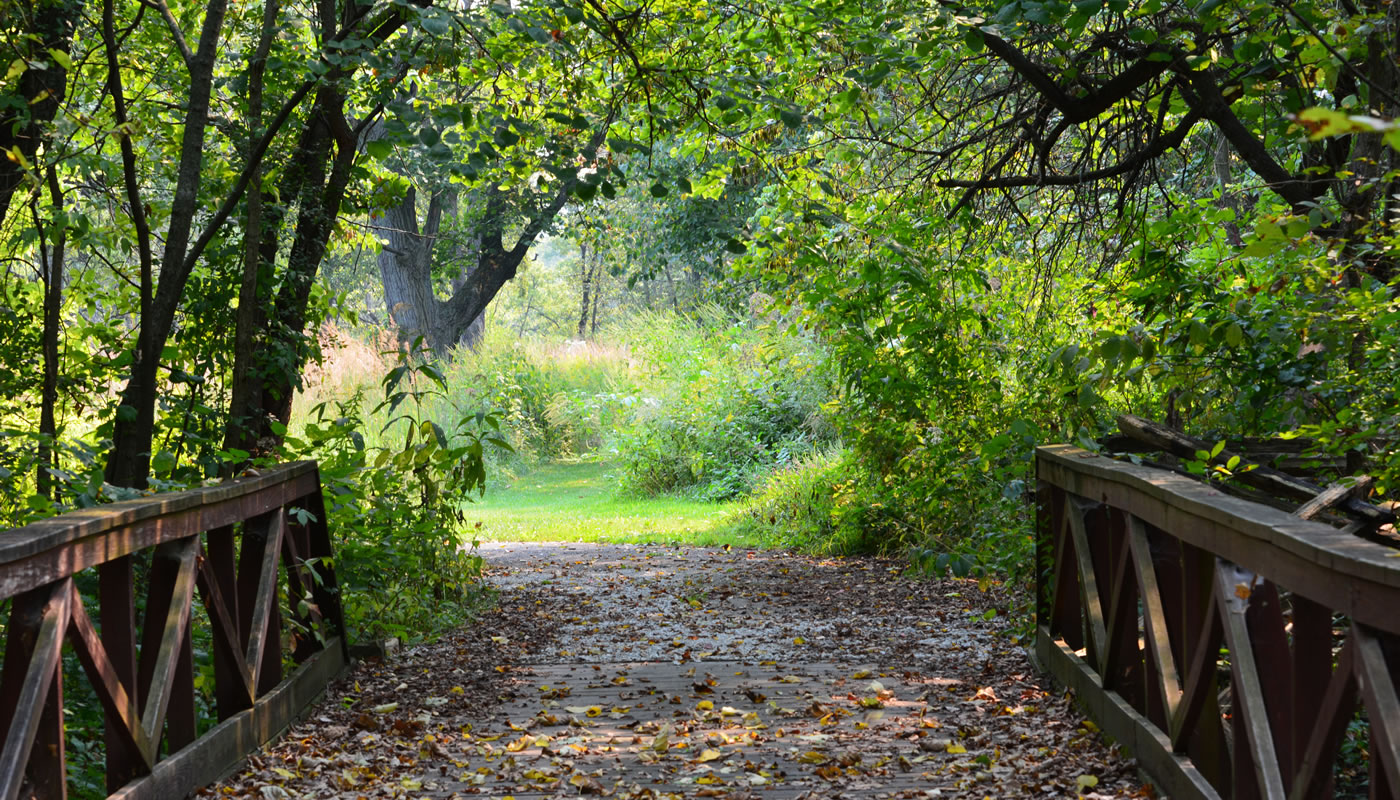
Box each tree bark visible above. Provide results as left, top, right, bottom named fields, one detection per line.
left=105, top=0, right=231, bottom=489
left=577, top=242, right=592, bottom=338
left=224, top=0, right=282, bottom=465
left=34, top=167, right=65, bottom=499
left=378, top=119, right=611, bottom=354
left=0, top=0, right=80, bottom=229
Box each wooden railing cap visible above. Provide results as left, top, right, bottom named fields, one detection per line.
left=0, top=462, right=319, bottom=566
left=1037, top=444, right=1400, bottom=590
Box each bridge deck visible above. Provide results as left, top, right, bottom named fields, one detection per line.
left=210, top=543, right=1145, bottom=799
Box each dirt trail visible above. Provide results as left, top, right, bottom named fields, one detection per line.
left=209, top=543, right=1149, bottom=799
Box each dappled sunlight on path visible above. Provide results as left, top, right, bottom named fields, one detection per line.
left=210, top=544, right=1150, bottom=798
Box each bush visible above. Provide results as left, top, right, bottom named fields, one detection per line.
left=612, top=310, right=835, bottom=500
left=282, top=343, right=508, bottom=643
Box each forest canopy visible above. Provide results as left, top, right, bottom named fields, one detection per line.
left=2, top=0, right=1397, bottom=588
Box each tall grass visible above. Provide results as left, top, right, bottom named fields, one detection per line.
left=292, top=309, right=837, bottom=494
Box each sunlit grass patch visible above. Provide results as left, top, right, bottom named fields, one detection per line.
left=460, top=460, right=767, bottom=547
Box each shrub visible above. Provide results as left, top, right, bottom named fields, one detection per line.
left=612, top=310, right=835, bottom=500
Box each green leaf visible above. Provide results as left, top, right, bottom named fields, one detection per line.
left=494, top=126, right=520, bottom=147
left=650, top=182, right=669, bottom=198
left=724, top=238, right=747, bottom=254
left=418, top=127, right=440, bottom=147
left=715, top=95, right=737, bottom=111
left=47, top=49, right=73, bottom=71
left=1224, top=323, right=1244, bottom=348
left=779, top=108, right=803, bottom=129
left=151, top=450, right=177, bottom=474
left=366, top=140, right=393, bottom=160
left=1210, top=440, right=1226, bottom=459
left=420, top=13, right=451, bottom=35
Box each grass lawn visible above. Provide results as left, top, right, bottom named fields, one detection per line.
left=460, top=461, right=762, bottom=546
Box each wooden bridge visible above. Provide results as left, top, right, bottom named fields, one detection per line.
left=1038, top=443, right=1400, bottom=800
left=0, top=462, right=345, bottom=800
left=0, top=445, right=1395, bottom=798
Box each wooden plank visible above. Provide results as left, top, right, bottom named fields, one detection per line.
left=1170, top=587, right=1222, bottom=749
left=240, top=511, right=286, bottom=696
left=1243, top=580, right=1294, bottom=784
left=100, top=557, right=139, bottom=791
left=0, top=469, right=319, bottom=602
left=1295, top=477, right=1373, bottom=521
left=1287, top=641, right=1356, bottom=800
left=194, top=554, right=253, bottom=711
left=1047, top=489, right=1084, bottom=649
left=1100, top=526, right=1140, bottom=696
left=0, top=579, right=70, bottom=800
left=1128, top=516, right=1183, bottom=722
left=27, top=658, right=64, bottom=800
left=106, top=638, right=346, bottom=800
left=1354, top=625, right=1400, bottom=794
left=1066, top=495, right=1109, bottom=666
left=1214, top=561, right=1286, bottom=800
left=1037, top=447, right=1400, bottom=629
left=66, top=587, right=154, bottom=768
left=0, top=462, right=317, bottom=565
left=1038, top=627, right=1222, bottom=800
left=137, top=537, right=200, bottom=745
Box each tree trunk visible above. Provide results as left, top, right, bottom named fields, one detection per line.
left=0, top=0, right=80, bottom=229
left=589, top=267, right=600, bottom=337
left=223, top=0, right=281, bottom=466
left=35, top=167, right=65, bottom=499
left=377, top=121, right=613, bottom=356
left=577, top=242, right=592, bottom=338
left=105, top=0, right=231, bottom=489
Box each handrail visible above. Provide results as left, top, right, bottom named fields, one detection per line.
left=1037, top=445, right=1400, bottom=800
left=0, top=461, right=347, bottom=800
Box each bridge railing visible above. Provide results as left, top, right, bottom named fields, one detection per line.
left=0, top=461, right=347, bottom=800
left=1036, top=444, right=1400, bottom=800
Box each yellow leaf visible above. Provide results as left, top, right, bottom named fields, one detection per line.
left=506, top=735, right=532, bottom=752
left=400, top=777, right=422, bottom=789
left=586, top=706, right=603, bottom=717
left=798, top=750, right=829, bottom=764
left=698, top=748, right=723, bottom=762
left=272, top=768, right=296, bottom=779
left=696, top=700, right=714, bottom=711
left=370, top=702, right=398, bottom=714
left=793, top=637, right=806, bottom=645
left=946, top=743, right=966, bottom=754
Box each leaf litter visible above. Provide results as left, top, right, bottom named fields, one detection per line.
left=205, top=542, right=1156, bottom=798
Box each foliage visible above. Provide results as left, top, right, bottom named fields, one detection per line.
left=612, top=310, right=835, bottom=501
left=279, top=340, right=506, bottom=642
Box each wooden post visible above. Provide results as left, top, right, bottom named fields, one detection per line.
left=100, top=557, right=139, bottom=791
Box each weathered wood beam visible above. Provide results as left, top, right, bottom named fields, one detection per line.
left=1114, top=415, right=1393, bottom=527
